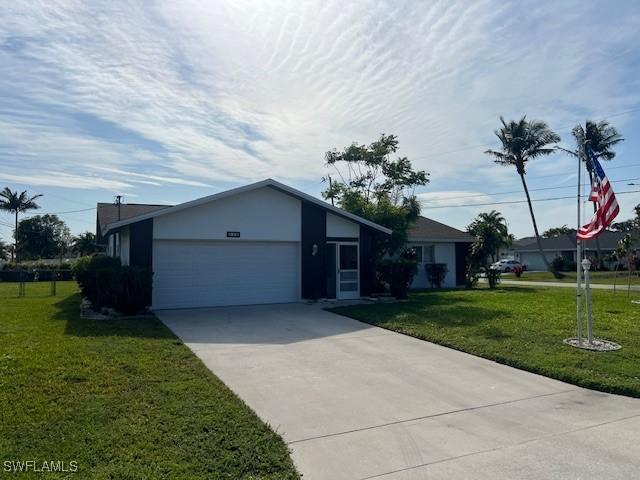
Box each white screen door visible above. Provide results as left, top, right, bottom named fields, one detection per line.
left=338, top=243, right=359, bottom=299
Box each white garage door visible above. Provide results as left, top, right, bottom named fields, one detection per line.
left=153, top=240, right=300, bottom=309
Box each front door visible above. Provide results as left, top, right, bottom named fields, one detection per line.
left=337, top=243, right=359, bottom=299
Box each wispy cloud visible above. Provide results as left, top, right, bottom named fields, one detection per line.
left=89, top=166, right=212, bottom=188
left=0, top=172, right=131, bottom=190
left=0, top=1, right=639, bottom=235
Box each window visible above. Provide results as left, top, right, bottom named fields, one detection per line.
left=339, top=244, right=358, bottom=270
left=424, top=245, right=435, bottom=264
left=412, top=245, right=435, bottom=264
left=414, top=246, right=423, bottom=263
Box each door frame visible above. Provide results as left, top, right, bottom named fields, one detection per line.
left=333, top=241, right=360, bottom=300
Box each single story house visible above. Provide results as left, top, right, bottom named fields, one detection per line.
left=500, top=231, right=640, bottom=270
left=97, top=179, right=391, bottom=309
left=407, top=216, right=474, bottom=288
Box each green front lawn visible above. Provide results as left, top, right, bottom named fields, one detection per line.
left=0, top=282, right=299, bottom=479
left=503, top=270, right=640, bottom=286
left=331, top=286, right=640, bottom=397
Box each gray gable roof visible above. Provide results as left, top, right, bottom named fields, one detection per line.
left=408, top=216, right=474, bottom=242
left=513, top=231, right=639, bottom=252
left=96, top=203, right=170, bottom=243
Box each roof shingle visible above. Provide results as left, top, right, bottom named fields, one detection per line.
left=96, top=202, right=171, bottom=243
left=408, top=216, right=474, bottom=242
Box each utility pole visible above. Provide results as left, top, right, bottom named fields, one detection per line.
left=114, top=195, right=123, bottom=221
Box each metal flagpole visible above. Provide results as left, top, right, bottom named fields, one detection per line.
left=576, top=150, right=583, bottom=345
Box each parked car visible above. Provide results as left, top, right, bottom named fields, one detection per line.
left=491, top=259, right=525, bottom=272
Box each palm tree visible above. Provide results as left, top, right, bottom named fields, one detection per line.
left=72, top=232, right=99, bottom=256
left=485, top=116, right=562, bottom=277
left=571, top=120, right=623, bottom=173
left=467, top=210, right=512, bottom=262
left=560, top=121, right=623, bottom=268
left=0, top=188, right=43, bottom=263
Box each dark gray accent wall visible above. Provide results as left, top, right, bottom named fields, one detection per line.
left=301, top=202, right=327, bottom=299
left=359, top=226, right=378, bottom=296
left=455, top=242, right=470, bottom=286
left=129, top=219, right=153, bottom=269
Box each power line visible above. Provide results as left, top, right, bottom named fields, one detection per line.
left=434, top=162, right=640, bottom=191
left=422, top=189, right=640, bottom=209
left=38, top=207, right=96, bottom=215
left=421, top=176, right=640, bottom=203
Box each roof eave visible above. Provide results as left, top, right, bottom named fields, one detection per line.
left=408, top=236, right=474, bottom=243
left=103, top=179, right=392, bottom=236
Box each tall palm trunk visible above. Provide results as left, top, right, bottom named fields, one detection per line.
left=14, top=210, right=18, bottom=263
left=519, top=173, right=561, bottom=278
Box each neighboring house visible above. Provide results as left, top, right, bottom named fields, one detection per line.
left=501, top=231, right=640, bottom=270
left=407, top=216, right=474, bottom=288
left=96, top=202, right=170, bottom=247
left=98, top=179, right=391, bottom=309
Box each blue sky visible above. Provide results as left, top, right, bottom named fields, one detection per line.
left=1, top=0, right=639, bottom=242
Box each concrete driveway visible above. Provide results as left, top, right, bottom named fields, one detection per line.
left=158, top=304, right=640, bottom=480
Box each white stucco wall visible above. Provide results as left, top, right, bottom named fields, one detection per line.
left=326, top=213, right=359, bottom=238
left=153, top=187, right=302, bottom=242
left=409, top=242, right=457, bottom=288
left=519, top=251, right=574, bottom=271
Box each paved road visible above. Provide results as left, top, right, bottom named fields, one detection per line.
left=158, top=304, right=640, bottom=480
left=488, top=279, right=640, bottom=291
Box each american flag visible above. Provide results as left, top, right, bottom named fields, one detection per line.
left=577, top=149, right=620, bottom=240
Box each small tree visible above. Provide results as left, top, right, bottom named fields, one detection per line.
left=16, top=214, right=70, bottom=260
left=466, top=236, right=499, bottom=289
left=72, top=232, right=101, bottom=256
left=543, top=225, right=576, bottom=238
left=613, top=233, right=636, bottom=294
left=323, top=134, right=429, bottom=256
left=466, top=210, right=512, bottom=263
left=465, top=211, right=514, bottom=289
left=0, top=238, right=8, bottom=261
left=611, top=203, right=640, bottom=233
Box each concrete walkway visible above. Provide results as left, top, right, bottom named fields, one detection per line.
left=499, top=279, right=640, bottom=291
left=158, top=304, right=640, bottom=480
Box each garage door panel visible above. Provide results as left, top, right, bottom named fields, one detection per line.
left=153, top=240, right=299, bottom=309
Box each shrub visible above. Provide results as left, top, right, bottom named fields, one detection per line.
left=2, top=262, right=72, bottom=271
left=377, top=258, right=418, bottom=299
left=465, top=270, right=480, bottom=289
left=551, top=256, right=564, bottom=272
left=73, top=255, right=121, bottom=306
left=551, top=256, right=577, bottom=272
left=424, top=263, right=448, bottom=288
left=73, top=255, right=151, bottom=315
left=485, top=267, right=501, bottom=288
left=512, top=264, right=524, bottom=277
